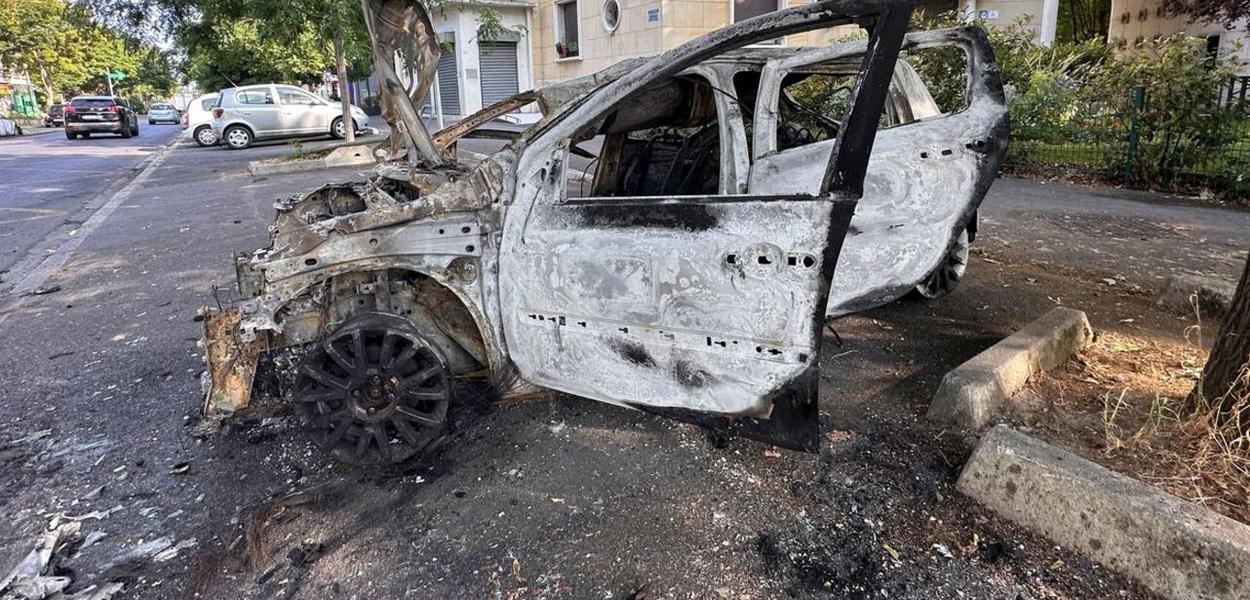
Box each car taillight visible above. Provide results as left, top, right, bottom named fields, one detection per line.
left=211, top=108, right=224, bottom=119
left=181, top=113, right=189, bottom=126
left=107, top=105, right=119, bottom=112
left=64, top=105, right=75, bottom=113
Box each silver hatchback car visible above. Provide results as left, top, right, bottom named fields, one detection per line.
left=148, top=103, right=179, bottom=124
left=211, top=84, right=370, bottom=149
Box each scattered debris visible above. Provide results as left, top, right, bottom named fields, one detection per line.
left=169, top=462, right=191, bottom=475
left=0, top=521, right=79, bottom=599
left=5, top=430, right=53, bottom=447
left=153, top=538, right=197, bottom=562
left=931, top=543, right=954, bottom=559
left=27, top=285, right=62, bottom=296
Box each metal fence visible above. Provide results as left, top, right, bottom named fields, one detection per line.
left=1003, top=84, right=1250, bottom=197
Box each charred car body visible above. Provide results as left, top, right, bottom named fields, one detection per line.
left=200, top=0, right=1008, bottom=464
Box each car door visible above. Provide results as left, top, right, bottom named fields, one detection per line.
left=234, top=86, right=282, bottom=137
left=276, top=86, right=324, bottom=134
left=747, top=28, right=1009, bottom=317
left=495, top=0, right=910, bottom=450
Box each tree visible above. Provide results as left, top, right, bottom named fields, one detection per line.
left=175, top=0, right=373, bottom=142
left=1162, top=0, right=1250, bottom=26
left=180, top=19, right=336, bottom=90
left=1192, top=252, right=1250, bottom=430
left=0, top=0, right=91, bottom=106
left=0, top=0, right=176, bottom=107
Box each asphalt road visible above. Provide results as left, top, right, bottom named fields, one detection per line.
left=0, top=124, right=184, bottom=275
left=0, top=130, right=1245, bottom=598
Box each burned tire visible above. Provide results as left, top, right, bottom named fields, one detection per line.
left=914, top=227, right=970, bottom=299
left=294, top=312, right=451, bottom=465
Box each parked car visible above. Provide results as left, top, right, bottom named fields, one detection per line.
left=44, top=103, right=65, bottom=127
left=200, top=0, right=1009, bottom=465
left=64, top=96, right=140, bottom=139
left=148, top=102, right=179, bottom=124
left=181, top=93, right=220, bottom=147
left=210, top=84, right=369, bottom=149
left=0, top=116, right=21, bottom=137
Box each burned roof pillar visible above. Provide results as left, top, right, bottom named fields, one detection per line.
left=361, top=0, right=445, bottom=165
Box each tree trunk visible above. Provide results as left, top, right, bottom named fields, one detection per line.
left=1192, top=249, right=1250, bottom=429
left=35, top=57, right=56, bottom=109
left=333, top=31, right=356, bottom=144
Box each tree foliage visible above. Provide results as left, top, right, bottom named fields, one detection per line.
left=0, top=0, right=178, bottom=108
left=174, top=0, right=373, bottom=91
left=1162, top=0, right=1250, bottom=26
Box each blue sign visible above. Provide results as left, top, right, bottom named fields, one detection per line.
left=647, top=8, right=659, bottom=23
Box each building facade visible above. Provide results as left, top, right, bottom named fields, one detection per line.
left=1108, top=0, right=1250, bottom=74
left=0, top=66, right=39, bottom=117
left=384, top=0, right=1248, bottom=120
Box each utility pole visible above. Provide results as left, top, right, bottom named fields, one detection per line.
left=105, top=68, right=115, bottom=96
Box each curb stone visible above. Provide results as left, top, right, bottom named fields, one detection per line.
left=247, top=137, right=384, bottom=176
left=958, top=425, right=1250, bottom=600
left=926, top=306, right=1092, bottom=429
left=1156, top=273, right=1235, bottom=319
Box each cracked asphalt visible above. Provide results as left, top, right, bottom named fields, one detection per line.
left=0, top=124, right=1246, bottom=599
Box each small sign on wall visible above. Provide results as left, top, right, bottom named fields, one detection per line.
left=978, top=9, right=999, bottom=19
left=647, top=7, right=660, bottom=23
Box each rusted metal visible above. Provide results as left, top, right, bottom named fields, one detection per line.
left=201, top=307, right=266, bottom=416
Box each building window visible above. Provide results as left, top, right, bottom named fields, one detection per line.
left=602, top=0, right=621, bottom=33
left=556, top=0, right=580, bottom=59
left=732, top=0, right=781, bottom=23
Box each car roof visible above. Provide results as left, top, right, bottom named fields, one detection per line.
left=71, top=96, right=115, bottom=101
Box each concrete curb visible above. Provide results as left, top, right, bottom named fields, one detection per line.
left=1156, top=273, right=1235, bottom=319
left=247, top=138, right=383, bottom=176
left=927, top=307, right=1092, bottom=429
left=958, top=425, right=1250, bottom=600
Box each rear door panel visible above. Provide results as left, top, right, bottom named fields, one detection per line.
left=747, top=28, right=1009, bottom=317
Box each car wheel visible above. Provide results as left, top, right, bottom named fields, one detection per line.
left=331, top=117, right=347, bottom=140
left=295, top=312, right=451, bottom=465
left=223, top=125, right=253, bottom=149
left=120, top=124, right=132, bottom=138
left=65, top=131, right=77, bottom=140
left=914, top=227, right=970, bottom=299
left=133, top=123, right=140, bottom=136
left=194, top=126, right=218, bottom=147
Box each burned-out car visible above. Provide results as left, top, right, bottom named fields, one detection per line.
left=200, top=0, right=1008, bottom=464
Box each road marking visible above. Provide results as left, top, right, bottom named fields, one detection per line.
left=0, top=139, right=179, bottom=328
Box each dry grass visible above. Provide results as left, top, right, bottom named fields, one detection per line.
left=1026, top=326, right=1250, bottom=524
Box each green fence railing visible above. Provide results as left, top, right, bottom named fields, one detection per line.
left=1003, top=85, right=1250, bottom=198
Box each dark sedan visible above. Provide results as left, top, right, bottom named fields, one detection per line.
left=43, top=103, right=65, bottom=127
left=64, top=96, right=140, bottom=139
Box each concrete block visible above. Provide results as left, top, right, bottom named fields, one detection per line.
left=1156, top=273, right=1236, bottom=319
left=248, top=142, right=380, bottom=176
left=927, top=307, right=1092, bottom=429
left=958, top=425, right=1250, bottom=600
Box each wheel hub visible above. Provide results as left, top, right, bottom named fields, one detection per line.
left=294, top=313, right=451, bottom=464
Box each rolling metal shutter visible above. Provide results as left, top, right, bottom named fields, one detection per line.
left=435, top=49, right=460, bottom=116
left=478, top=41, right=519, bottom=107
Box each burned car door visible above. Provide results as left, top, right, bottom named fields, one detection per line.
left=495, top=0, right=912, bottom=450
left=747, top=28, right=1009, bottom=317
